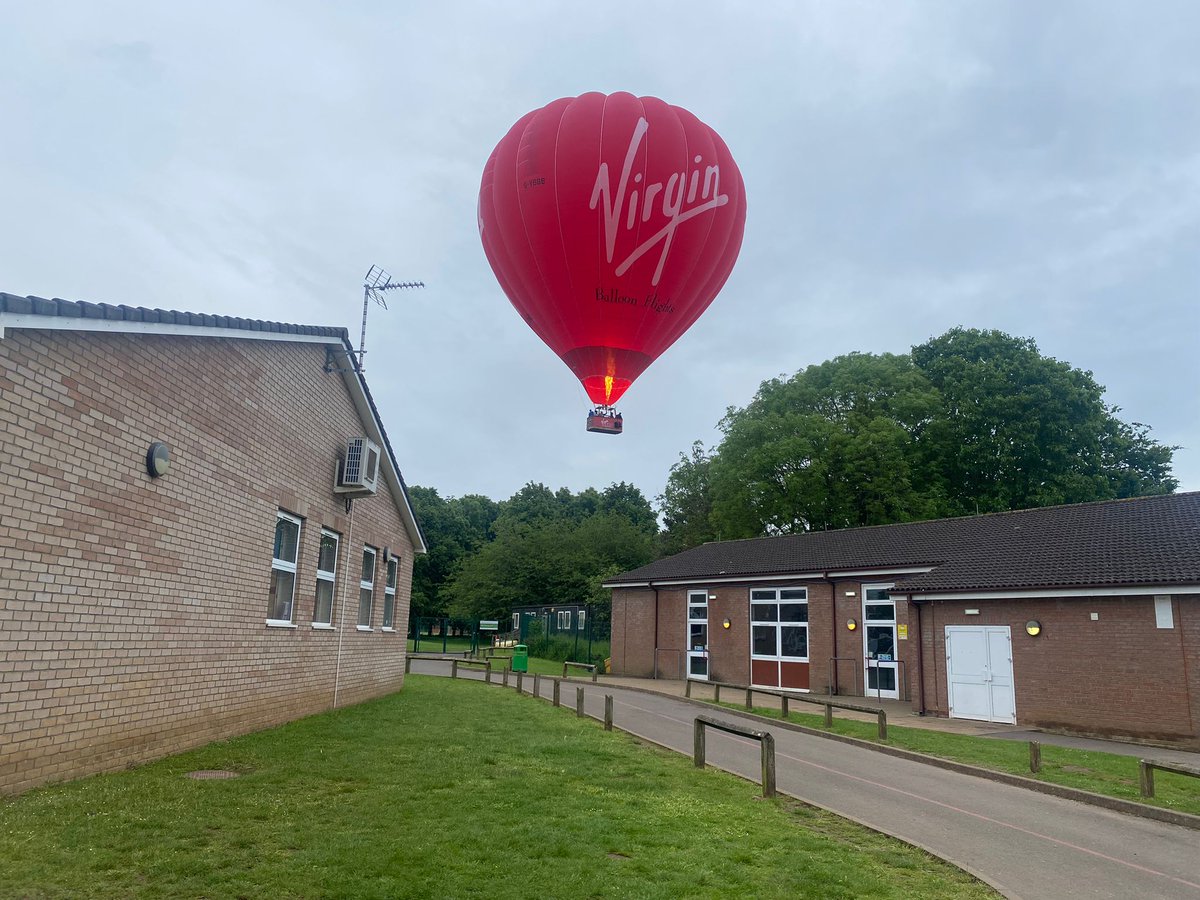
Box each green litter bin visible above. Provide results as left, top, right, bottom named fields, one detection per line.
left=512, top=644, right=528, bottom=673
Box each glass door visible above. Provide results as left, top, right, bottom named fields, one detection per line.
left=863, top=585, right=899, bottom=700
left=687, top=590, right=709, bottom=680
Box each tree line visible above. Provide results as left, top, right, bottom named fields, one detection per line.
left=411, top=327, right=1178, bottom=619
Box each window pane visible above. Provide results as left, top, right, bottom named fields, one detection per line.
left=689, top=623, right=708, bottom=649
left=752, top=625, right=777, bottom=656
left=314, top=580, right=334, bottom=625
left=751, top=604, right=777, bottom=622
left=274, top=517, right=299, bottom=564
left=865, top=603, right=895, bottom=621
left=361, top=549, right=375, bottom=583
left=780, top=625, right=808, bottom=659
left=317, top=533, right=339, bottom=574
left=268, top=570, right=295, bottom=621
left=383, top=594, right=395, bottom=629
left=868, top=665, right=897, bottom=692
left=578, top=611, right=586, bottom=631
left=688, top=605, right=707, bottom=620
left=358, top=587, right=373, bottom=626
left=387, top=559, right=398, bottom=590
left=779, top=589, right=806, bottom=601
left=689, top=655, right=708, bottom=677
left=750, top=590, right=776, bottom=601
left=867, top=626, right=895, bottom=660
left=865, top=588, right=890, bottom=602
left=780, top=603, right=808, bottom=622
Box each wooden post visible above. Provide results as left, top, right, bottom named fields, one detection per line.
left=781, top=696, right=789, bottom=719
left=1140, top=760, right=1155, bottom=798
left=516, top=672, right=524, bottom=694
left=877, top=709, right=888, bottom=740
left=714, top=684, right=721, bottom=703
left=485, top=661, right=492, bottom=685
left=451, top=659, right=459, bottom=679
left=502, top=668, right=509, bottom=688
left=824, top=703, right=833, bottom=729
left=533, top=673, right=541, bottom=699
left=576, top=687, right=585, bottom=718
left=553, top=679, right=561, bottom=707
left=761, top=732, right=776, bottom=798
left=604, top=695, right=613, bottom=731
left=685, top=680, right=692, bottom=698
left=405, top=656, right=412, bottom=674
left=1029, top=740, right=1041, bottom=774
left=745, top=688, right=753, bottom=709
left=694, top=719, right=706, bottom=768
left=592, top=667, right=598, bottom=683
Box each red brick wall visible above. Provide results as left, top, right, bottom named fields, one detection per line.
left=0, top=328, right=417, bottom=794
left=918, top=596, right=1197, bottom=743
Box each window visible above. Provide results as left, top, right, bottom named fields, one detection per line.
left=358, top=546, right=376, bottom=630
left=268, top=511, right=302, bottom=625
left=1155, top=595, right=1174, bottom=629
left=383, top=556, right=398, bottom=630
left=512, top=612, right=520, bottom=632
left=578, top=609, right=586, bottom=631
left=750, top=588, right=808, bottom=660
left=313, top=529, right=339, bottom=627
left=557, top=610, right=571, bottom=630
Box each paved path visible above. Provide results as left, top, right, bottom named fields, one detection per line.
left=412, top=661, right=1200, bottom=900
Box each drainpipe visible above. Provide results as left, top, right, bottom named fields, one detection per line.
left=652, top=585, right=660, bottom=680
left=912, top=598, right=926, bottom=715
left=824, top=572, right=838, bottom=695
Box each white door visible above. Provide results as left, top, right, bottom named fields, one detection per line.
left=863, top=585, right=899, bottom=700
left=686, top=591, right=709, bottom=680
left=945, top=625, right=1015, bottom=724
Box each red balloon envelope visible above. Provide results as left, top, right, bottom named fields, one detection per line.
left=478, top=92, right=747, bottom=413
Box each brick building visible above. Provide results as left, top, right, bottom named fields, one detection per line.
left=0, top=293, right=426, bottom=794
left=606, top=493, right=1200, bottom=745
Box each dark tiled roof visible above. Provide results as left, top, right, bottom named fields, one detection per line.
left=611, top=493, right=1200, bottom=594
left=0, top=292, right=348, bottom=340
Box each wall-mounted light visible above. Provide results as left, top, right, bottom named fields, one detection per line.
left=846, top=618, right=857, bottom=631
left=844, top=591, right=857, bottom=597
left=708, top=593, right=718, bottom=601
left=146, top=442, right=171, bottom=478
left=722, top=618, right=731, bottom=630
left=1025, top=620, right=1041, bottom=637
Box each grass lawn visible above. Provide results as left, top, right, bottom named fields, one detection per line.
left=0, top=677, right=995, bottom=899
left=710, top=699, right=1200, bottom=817
left=407, top=634, right=476, bottom=654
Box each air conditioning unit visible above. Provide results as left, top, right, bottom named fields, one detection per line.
left=335, top=437, right=381, bottom=495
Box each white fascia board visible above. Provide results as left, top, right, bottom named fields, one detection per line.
left=604, top=566, right=934, bottom=590
left=899, top=584, right=1200, bottom=601
left=0, top=312, right=333, bottom=344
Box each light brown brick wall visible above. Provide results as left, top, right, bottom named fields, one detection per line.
left=0, top=328, right=417, bottom=794
left=918, top=596, right=1197, bottom=743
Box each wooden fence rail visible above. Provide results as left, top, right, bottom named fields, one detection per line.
left=693, top=715, right=776, bottom=798
left=686, top=679, right=889, bottom=740
left=1139, top=758, right=1200, bottom=798
left=562, top=662, right=598, bottom=682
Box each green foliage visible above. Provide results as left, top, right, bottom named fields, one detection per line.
left=663, top=328, right=1178, bottom=545
left=407, top=486, right=499, bottom=617
left=421, top=482, right=656, bottom=623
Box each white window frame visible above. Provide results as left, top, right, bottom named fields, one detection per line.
left=382, top=556, right=398, bottom=631
left=558, top=610, right=570, bottom=630
left=512, top=612, right=520, bottom=632
left=267, top=511, right=302, bottom=627
left=1154, top=595, right=1174, bottom=629
left=863, top=583, right=899, bottom=699
left=358, top=546, right=377, bottom=631
left=749, top=588, right=809, bottom=689
left=578, top=609, right=586, bottom=631
left=312, top=528, right=339, bottom=629
left=687, top=590, right=710, bottom=681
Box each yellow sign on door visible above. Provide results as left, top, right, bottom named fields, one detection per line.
left=898, top=624, right=909, bottom=640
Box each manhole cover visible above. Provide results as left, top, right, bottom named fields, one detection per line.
left=186, top=770, right=240, bottom=780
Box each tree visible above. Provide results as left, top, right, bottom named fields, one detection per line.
left=658, top=441, right=717, bottom=554
left=662, top=329, right=1177, bottom=546
left=407, top=486, right=499, bottom=618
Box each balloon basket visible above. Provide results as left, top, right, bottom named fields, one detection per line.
left=586, top=407, right=623, bottom=435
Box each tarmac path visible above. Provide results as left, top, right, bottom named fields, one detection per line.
left=410, top=660, right=1200, bottom=900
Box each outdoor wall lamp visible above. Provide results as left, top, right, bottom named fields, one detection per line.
left=722, top=618, right=731, bottom=629
left=145, top=442, right=171, bottom=478
left=1025, top=620, right=1042, bottom=637
left=846, top=618, right=858, bottom=631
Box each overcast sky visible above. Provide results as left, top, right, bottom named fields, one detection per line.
left=3, top=1, right=1198, bottom=506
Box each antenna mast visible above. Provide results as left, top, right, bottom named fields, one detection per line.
left=357, top=266, right=424, bottom=371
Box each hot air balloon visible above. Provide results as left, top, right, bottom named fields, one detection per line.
left=478, top=92, right=747, bottom=433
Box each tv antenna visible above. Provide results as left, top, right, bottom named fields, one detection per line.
left=357, top=265, right=424, bottom=371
